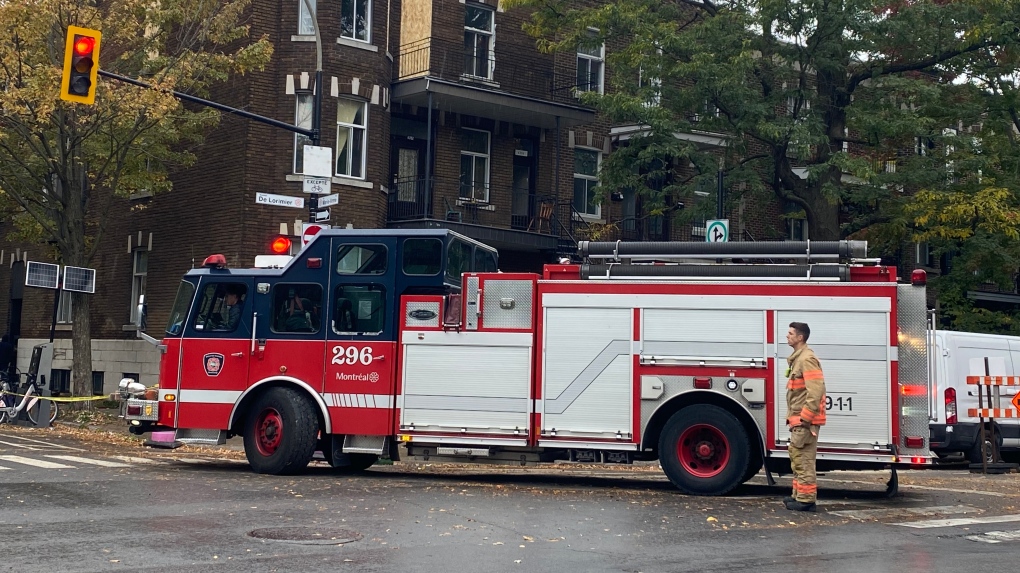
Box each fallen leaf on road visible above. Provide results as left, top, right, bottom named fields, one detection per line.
left=706, top=517, right=718, bottom=522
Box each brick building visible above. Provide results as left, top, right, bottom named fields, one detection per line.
left=1, top=0, right=791, bottom=392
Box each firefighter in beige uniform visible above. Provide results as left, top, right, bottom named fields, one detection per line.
left=784, top=322, right=826, bottom=512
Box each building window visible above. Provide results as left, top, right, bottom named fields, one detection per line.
left=576, top=32, right=604, bottom=94
left=293, top=93, right=313, bottom=174
left=573, top=148, right=601, bottom=217
left=336, top=98, right=367, bottom=179
left=130, top=250, right=148, bottom=324
left=51, top=369, right=71, bottom=394
left=916, top=243, right=934, bottom=267
left=92, top=371, right=105, bottom=396
left=459, top=128, right=490, bottom=202
left=638, top=66, right=661, bottom=107
left=464, top=4, right=494, bottom=79
left=298, top=0, right=316, bottom=35
left=56, top=290, right=72, bottom=324
left=341, top=0, right=370, bottom=42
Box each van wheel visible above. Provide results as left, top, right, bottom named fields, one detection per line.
left=967, top=427, right=1002, bottom=464
left=658, top=405, right=750, bottom=495
left=244, top=387, right=318, bottom=475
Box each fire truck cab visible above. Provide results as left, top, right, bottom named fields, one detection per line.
left=123, top=230, right=934, bottom=495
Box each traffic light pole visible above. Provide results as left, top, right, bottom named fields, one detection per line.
left=303, top=0, right=324, bottom=224
left=96, top=71, right=316, bottom=139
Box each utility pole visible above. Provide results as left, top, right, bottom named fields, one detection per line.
left=717, top=157, right=725, bottom=220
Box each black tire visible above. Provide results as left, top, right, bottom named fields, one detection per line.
left=742, top=447, right=764, bottom=484
left=243, top=387, right=318, bottom=475
left=320, top=439, right=379, bottom=472
left=26, top=399, right=58, bottom=426
left=658, top=404, right=751, bottom=495
left=967, top=426, right=1002, bottom=464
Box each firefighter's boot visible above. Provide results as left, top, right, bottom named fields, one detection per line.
left=784, top=498, right=817, bottom=512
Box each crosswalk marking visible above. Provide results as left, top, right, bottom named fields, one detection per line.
left=966, top=530, right=1020, bottom=543
left=44, top=455, right=132, bottom=468
left=0, top=455, right=74, bottom=469
left=893, top=514, right=1020, bottom=529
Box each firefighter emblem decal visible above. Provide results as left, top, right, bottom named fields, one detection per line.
left=408, top=309, right=438, bottom=321
left=203, top=353, right=224, bottom=377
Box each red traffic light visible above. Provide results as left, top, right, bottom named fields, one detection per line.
left=270, top=236, right=292, bottom=254
left=74, top=36, right=95, bottom=56
left=61, top=26, right=102, bottom=105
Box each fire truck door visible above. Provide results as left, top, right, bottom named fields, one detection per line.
left=177, top=278, right=255, bottom=429
left=324, top=238, right=398, bottom=436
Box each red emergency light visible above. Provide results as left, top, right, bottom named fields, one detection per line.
left=911, top=269, right=926, bottom=286
left=270, top=235, right=292, bottom=255
left=202, top=254, right=227, bottom=269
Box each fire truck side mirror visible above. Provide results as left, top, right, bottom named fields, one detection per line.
left=443, top=294, right=463, bottom=328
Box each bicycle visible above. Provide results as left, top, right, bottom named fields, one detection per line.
left=0, top=370, right=59, bottom=426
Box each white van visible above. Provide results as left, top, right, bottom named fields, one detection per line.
left=930, top=330, right=1020, bottom=463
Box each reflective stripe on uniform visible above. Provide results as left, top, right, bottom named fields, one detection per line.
left=787, top=379, right=806, bottom=389
left=803, top=370, right=824, bottom=380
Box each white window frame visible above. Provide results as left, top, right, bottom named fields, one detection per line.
left=298, top=0, right=316, bottom=36
left=335, top=98, right=368, bottom=179
left=576, top=32, right=604, bottom=94
left=130, top=250, right=148, bottom=324
left=638, top=48, right=662, bottom=107
left=293, top=92, right=313, bottom=174
left=573, top=147, right=601, bottom=218
left=56, top=290, right=72, bottom=324
left=459, top=128, right=490, bottom=203
left=340, top=0, right=371, bottom=42
left=463, top=4, right=494, bottom=80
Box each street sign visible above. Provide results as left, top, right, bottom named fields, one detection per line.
left=706, top=219, right=729, bottom=242
left=256, top=192, right=304, bottom=209
left=315, top=209, right=331, bottom=222
left=302, top=177, right=331, bottom=195
left=1012, top=391, right=1020, bottom=413
left=318, top=193, right=339, bottom=208
left=303, top=145, right=333, bottom=178
left=301, top=223, right=329, bottom=246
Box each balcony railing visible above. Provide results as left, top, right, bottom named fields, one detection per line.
left=396, top=37, right=576, bottom=104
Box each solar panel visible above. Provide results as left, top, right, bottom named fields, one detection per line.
left=63, top=266, right=96, bottom=294
left=25, top=262, right=60, bottom=289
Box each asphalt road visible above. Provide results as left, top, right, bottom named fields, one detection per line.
left=1, top=427, right=1018, bottom=573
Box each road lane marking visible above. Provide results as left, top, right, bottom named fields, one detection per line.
left=0, top=455, right=74, bottom=469
left=831, top=505, right=979, bottom=520
left=44, top=455, right=132, bottom=468
left=109, top=456, right=164, bottom=465
left=966, top=530, right=1020, bottom=543
left=894, top=514, right=1020, bottom=528
left=0, top=440, right=41, bottom=451
left=0, top=434, right=82, bottom=450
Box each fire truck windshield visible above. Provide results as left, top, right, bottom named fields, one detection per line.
left=165, top=281, right=196, bottom=336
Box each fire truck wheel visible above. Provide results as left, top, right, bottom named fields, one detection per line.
left=243, top=387, right=319, bottom=475
left=346, top=454, right=378, bottom=472
left=658, top=405, right=750, bottom=495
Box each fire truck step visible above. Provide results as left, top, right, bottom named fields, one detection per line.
left=175, top=429, right=227, bottom=445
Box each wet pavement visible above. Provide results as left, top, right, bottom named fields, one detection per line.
left=0, top=426, right=1018, bottom=572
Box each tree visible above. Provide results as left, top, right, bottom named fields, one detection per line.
left=0, top=0, right=272, bottom=400
left=506, top=0, right=1020, bottom=240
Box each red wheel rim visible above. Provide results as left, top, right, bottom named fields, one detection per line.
left=255, top=407, right=283, bottom=456
left=677, top=423, right=730, bottom=478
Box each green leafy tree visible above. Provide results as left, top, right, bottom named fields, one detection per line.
left=506, top=0, right=1020, bottom=241
left=0, top=0, right=272, bottom=400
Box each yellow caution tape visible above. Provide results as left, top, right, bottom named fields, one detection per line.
left=0, top=390, right=109, bottom=403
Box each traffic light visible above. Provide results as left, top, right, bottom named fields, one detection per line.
left=60, top=26, right=102, bottom=104
left=270, top=235, right=292, bottom=255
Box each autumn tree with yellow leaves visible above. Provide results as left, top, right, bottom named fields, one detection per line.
left=0, top=0, right=272, bottom=400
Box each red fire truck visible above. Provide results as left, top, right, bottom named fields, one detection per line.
left=121, top=229, right=933, bottom=495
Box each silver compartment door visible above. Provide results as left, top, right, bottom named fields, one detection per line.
left=776, top=310, right=891, bottom=448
